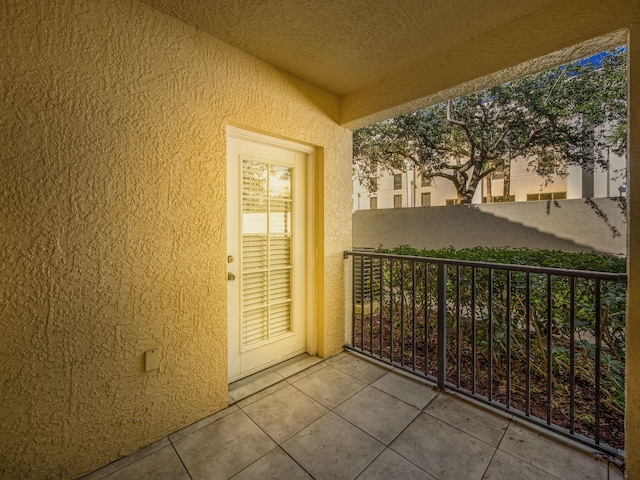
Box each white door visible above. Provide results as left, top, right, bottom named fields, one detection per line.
left=227, top=128, right=312, bottom=382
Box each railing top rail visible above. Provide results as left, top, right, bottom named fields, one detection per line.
left=344, top=250, right=627, bottom=282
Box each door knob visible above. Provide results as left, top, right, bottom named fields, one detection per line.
left=228, top=273, right=236, bottom=281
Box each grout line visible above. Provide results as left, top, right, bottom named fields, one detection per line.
left=225, top=445, right=279, bottom=479
left=386, top=446, right=437, bottom=479
left=80, top=439, right=171, bottom=480
left=279, top=447, right=317, bottom=480
left=229, top=357, right=327, bottom=403
left=420, top=408, right=499, bottom=450
left=238, top=389, right=331, bottom=449
left=421, top=391, right=440, bottom=411
left=480, top=425, right=507, bottom=480
left=288, top=364, right=368, bottom=410
left=168, top=438, right=193, bottom=480
left=353, top=448, right=386, bottom=479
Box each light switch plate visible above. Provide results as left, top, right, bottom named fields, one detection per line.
left=145, top=349, right=160, bottom=372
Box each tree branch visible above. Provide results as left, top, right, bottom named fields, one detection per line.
left=447, top=100, right=476, bottom=162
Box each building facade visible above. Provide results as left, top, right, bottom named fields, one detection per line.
left=353, top=150, right=627, bottom=210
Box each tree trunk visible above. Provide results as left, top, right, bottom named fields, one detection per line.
left=486, top=173, right=493, bottom=203
left=503, top=133, right=512, bottom=200
left=503, top=164, right=511, bottom=200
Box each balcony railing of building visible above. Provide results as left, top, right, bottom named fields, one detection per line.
left=344, top=250, right=627, bottom=457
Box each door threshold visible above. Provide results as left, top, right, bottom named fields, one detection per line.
left=228, top=354, right=323, bottom=403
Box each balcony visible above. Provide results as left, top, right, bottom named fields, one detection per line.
left=82, top=352, right=622, bottom=479
left=346, top=250, right=627, bottom=455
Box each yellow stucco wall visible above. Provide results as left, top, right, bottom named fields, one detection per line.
left=0, top=1, right=351, bottom=477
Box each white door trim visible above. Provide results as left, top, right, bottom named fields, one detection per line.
left=226, top=126, right=317, bottom=380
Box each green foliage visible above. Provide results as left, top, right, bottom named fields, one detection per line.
left=376, top=245, right=626, bottom=273
left=353, top=48, right=627, bottom=204
left=355, top=246, right=626, bottom=446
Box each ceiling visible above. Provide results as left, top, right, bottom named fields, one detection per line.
left=140, top=0, right=559, bottom=96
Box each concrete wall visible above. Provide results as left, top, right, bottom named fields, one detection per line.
left=353, top=198, right=627, bottom=256
left=0, top=1, right=351, bottom=477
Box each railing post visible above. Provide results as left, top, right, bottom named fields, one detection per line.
left=437, top=263, right=446, bottom=389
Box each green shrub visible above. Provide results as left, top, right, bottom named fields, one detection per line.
left=376, top=245, right=626, bottom=273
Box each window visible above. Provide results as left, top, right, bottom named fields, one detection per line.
left=394, top=173, right=402, bottom=190
left=445, top=199, right=456, bottom=205
left=369, top=197, right=377, bottom=209
left=394, top=194, right=402, bottom=208
left=421, top=176, right=432, bottom=187
left=527, top=192, right=567, bottom=201
left=483, top=195, right=515, bottom=203
left=421, top=192, right=431, bottom=207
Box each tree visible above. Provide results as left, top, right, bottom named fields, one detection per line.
left=353, top=48, right=627, bottom=204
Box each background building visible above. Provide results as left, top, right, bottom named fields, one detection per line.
left=353, top=149, right=627, bottom=210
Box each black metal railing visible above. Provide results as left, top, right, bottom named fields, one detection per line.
left=344, top=250, right=627, bottom=456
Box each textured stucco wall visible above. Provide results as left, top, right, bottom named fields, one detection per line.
left=0, top=1, right=351, bottom=478
left=353, top=198, right=627, bottom=256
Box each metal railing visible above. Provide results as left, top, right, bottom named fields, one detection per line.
left=345, top=250, right=627, bottom=456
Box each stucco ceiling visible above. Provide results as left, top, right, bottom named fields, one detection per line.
left=140, top=0, right=559, bottom=96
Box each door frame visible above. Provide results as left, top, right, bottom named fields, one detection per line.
left=226, top=126, right=317, bottom=380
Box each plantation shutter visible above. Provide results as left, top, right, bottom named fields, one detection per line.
left=241, top=159, right=293, bottom=349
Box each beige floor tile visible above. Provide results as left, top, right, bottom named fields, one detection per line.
left=102, top=446, right=189, bottom=480
left=292, top=365, right=366, bottom=409
left=169, top=405, right=239, bottom=442
left=499, top=423, right=608, bottom=480
left=332, top=354, right=393, bottom=384
left=80, top=438, right=171, bottom=479
left=372, top=371, right=438, bottom=409
left=172, top=410, right=276, bottom=480
left=335, top=386, right=420, bottom=444
left=390, top=413, right=495, bottom=480
left=82, top=352, right=621, bottom=480
left=356, top=449, right=436, bottom=480
left=231, top=448, right=312, bottom=480
left=483, top=450, right=558, bottom=480
left=242, top=385, right=328, bottom=443
left=424, top=394, right=509, bottom=446
left=282, top=412, right=385, bottom=480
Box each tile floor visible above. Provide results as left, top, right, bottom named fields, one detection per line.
left=82, top=352, right=624, bottom=480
